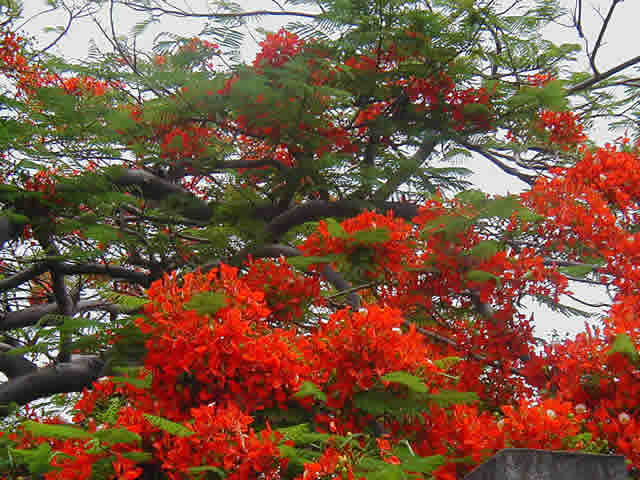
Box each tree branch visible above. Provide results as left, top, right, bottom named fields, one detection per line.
left=0, top=346, right=37, bottom=379
left=265, top=200, right=419, bottom=239
left=0, top=216, right=21, bottom=249
left=110, top=169, right=213, bottom=222
left=568, top=54, right=640, bottom=94
left=0, top=264, right=49, bottom=292
left=0, top=299, right=135, bottom=331
left=372, top=133, right=437, bottom=202
left=588, top=0, right=623, bottom=75
left=119, top=3, right=319, bottom=20
left=463, top=143, right=536, bottom=186
left=0, top=356, right=104, bottom=416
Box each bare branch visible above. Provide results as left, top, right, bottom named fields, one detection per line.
left=568, top=55, right=640, bottom=94
left=588, top=0, right=624, bottom=75
left=119, top=2, right=319, bottom=20
left=463, top=143, right=536, bottom=186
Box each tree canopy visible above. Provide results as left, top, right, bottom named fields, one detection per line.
left=1, top=0, right=640, bottom=478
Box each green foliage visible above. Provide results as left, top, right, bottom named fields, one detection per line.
left=93, top=427, right=141, bottom=446
left=558, top=264, right=597, bottom=278
left=465, top=270, right=501, bottom=285
left=608, top=333, right=639, bottom=364
left=184, top=291, right=229, bottom=316
left=353, top=390, right=428, bottom=417
left=187, top=465, right=226, bottom=478
left=468, top=240, right=501, bottom=260
left=288, top=255, right=339, bottom=271
left=277, top=423, right=332, bottom=445
left=111, top=373, right=152, bottom=390
left=22, top=420, right=92, bottom=440
left=9, top=443, right=54, bottom=476
left=143, top=414, right=195, bottom=437
left=294, top=381, right=327, bottom=403
left=381, top=371, right=428, bottom=393
left=433, top=356, right=463, bottom=370
left=351, top=228, right=390, bottom=245
left=426, top=389, right=479, bottom=407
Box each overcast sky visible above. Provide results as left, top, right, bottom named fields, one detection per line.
left=16, top=0, right=640, bottom=339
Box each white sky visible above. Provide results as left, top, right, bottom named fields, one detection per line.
left=16, top=0, right=640, bottom=339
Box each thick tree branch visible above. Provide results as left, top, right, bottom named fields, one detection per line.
left=110, top=169, right=213, bottom=222
left=56, top=262, right=152, bottom=286
left=0, top=216, right=21, bottom=249
left=372, top=133, right=437, bottom=202
left=0, top=351, right=37, bottom=379
left=0, top=356, right=104, bottom=416
left=0, top=299, right=135, bottom=331
left=0, top=262, right=150, bottom=294
left=0, top=263, right=49, bottom=292
left=266, top=200, right=419, bottom=238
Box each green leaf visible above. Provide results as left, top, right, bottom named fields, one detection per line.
left=559, top=264, right=595, bottom=277
left=277, top=423, right=331, bottom=445
left=57, top=316, right=103, bottom=334
left=279, top=444, right=321, bottom=469
left=456, top=189, right=487, bottom=205
left=287, top=255, right=337, bottom=271
left=112, top=374, right=152, bottom=389
left=468, top=240, right=500, bottom=260
left=381, top=371, right=428, bottom=393
left=93, top=427, right=141, bottom=446
left=365, top=464, right=405, bottom=480
left=100, top=290, right=149, bottom=309
left=426, top=390, right=478, bottom=407
left=465, top=270, right=500, bottom=284
left=9, top=444, right=54, bottom=475
left=184, top=291, right=228, bottom=316
left=294, top=381, right=327, bottom=403
left=84, top=224, right=121, bottom=243
left=326, top=218, right=348, bottom=239
left=482, top=196, right=522, bottom=219
left=607, top=333, right=639, bottom=363
left=144, top=414, right=194, bottom=437
left=351, top=228, right=390, bottom=245
left=353, top=390, right=428, bottom=417
left=422, top=215, right=471, bottom=238
left=516, top=207, right=545, bottom=223
left=433, top=356, right=463, bottom=370
left=5, top=211, right=29, bottom=224
left=402, top=454, right=445, bottom=474
left=187, top=465, right=226, bottom=477
left=23, top=420, right=92, bottom=440
left=536, top=80, right=568, bottom=110
left=120, top=451, right=153, bottom=463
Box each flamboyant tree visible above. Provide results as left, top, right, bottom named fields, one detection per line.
left=1, top=0, right=640, bottom=478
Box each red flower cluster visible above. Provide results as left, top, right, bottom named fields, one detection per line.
left=537, top=110, right=586, bottom=149
left=160, top=124, right=214, bottom=159
left=253, top=29, right=305, bottom=70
